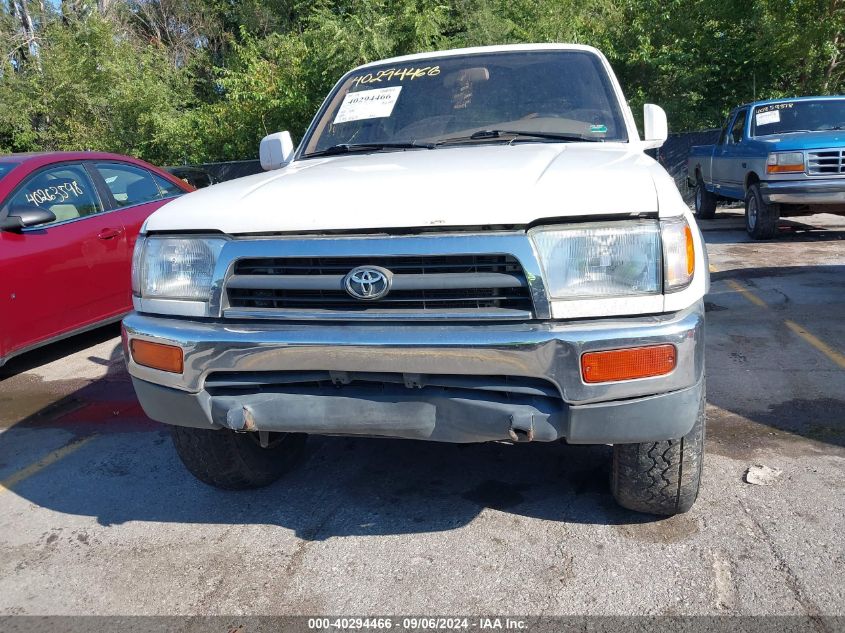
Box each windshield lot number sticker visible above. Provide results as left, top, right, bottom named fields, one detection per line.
left=334, top=86, right=402, bottom=124
left=756, top=102, right=794, bottom=126
left=756, top=110, right=781, bottom=126
left=25, top=180, right=84, bottom=206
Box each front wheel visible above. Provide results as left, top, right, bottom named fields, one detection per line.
left=610, top=383, right=706, bottom=515
left=171, top=426, right=307, bottom=490
left=745, top=184, right=779, bottom=239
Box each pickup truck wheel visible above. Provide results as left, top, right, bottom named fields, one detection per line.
left=745, top=184, right=778, bottom=239
left=694, top=179, right=717, bottom=219
left=171, top=426, right=307, bottom=490
left=610, top=383, right=705, bottom=516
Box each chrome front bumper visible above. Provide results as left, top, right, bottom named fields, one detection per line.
left=123, top=302, right=705, bottom=444
left=761, top=178, right=845, bottom=205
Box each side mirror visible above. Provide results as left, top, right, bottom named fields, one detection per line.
left=0, top=206, right=56, bottom=232
left=642, top=104, right=668, bottom=149
left=259, top=131, right=295, bottom=171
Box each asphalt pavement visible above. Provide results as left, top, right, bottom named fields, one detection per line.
left=0, top=210, right=843, bottom=620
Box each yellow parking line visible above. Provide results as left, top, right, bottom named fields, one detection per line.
left=711, top=264, right=843, bottom=369
left=0, top=436, right=95, bottom=494
left=784, top=320, right=845, bottom=369
left=710, top=263, right=768, bottom=308
left=725, top=279, right=768, bottom=308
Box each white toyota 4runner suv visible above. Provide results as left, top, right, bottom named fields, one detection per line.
left=124, top=44, right=708, bottom=516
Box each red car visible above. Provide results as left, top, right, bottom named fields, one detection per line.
left=0, top=152, right=193, bottom=367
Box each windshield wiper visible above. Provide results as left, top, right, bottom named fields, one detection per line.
left=436, top=129, right=601, bottom=146
left=303, top=141, right=436, bottom=158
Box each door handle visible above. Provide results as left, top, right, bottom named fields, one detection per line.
left=742, top=162, right=747, bottom=168
left=98, top=228, right=123, bottom=240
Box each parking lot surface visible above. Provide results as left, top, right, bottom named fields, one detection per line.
left=0, top=210, right=843, bottom=618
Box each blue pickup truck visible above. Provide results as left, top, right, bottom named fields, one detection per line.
left=687, top=96, right=845, bottom=238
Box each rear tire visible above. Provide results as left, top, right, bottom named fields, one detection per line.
left=745, top=184, right=779, bottom=239
left=694, top=177, right=717, bottom=219
left=171, top=426, right=307, bottom=490
left=611, top=382, right=706, bottom=515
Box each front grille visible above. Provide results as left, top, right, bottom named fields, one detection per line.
left=233, top=254, right=523, bottom=276
left=807, top=149, right=845, bottom=175
left=224, top=254, right=534, bottom=319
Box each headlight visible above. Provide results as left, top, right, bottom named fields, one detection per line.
left=767, top=152, right=804, bottom=173
left=530, top=218, right=696, bottom=299
left=131, top=235, right=146, bottom=296
left=132, top=236, right=226, bottom=301
left=530, top=220, right=661, bottom=299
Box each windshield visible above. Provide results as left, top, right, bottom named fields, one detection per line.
left=751, top=100, right=845, bottom=136
left=0, top=163, right=20, bottom=181
left=302, top=50, right=628, bottom=157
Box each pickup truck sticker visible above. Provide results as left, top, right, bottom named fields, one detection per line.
left=590, top=124, right=608, bottom=133
left=351, top=66, right=440, bottom=88
left=756, top=110, right=781, bottom=126
left=24, top=181, right=85, bottom=206
left=756, top=102, right=795, bottom=114
left=333, top=86, right=402, bottom=124
left=755, top=102, right=795, bottom=126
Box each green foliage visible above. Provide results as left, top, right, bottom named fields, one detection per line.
left=0, top=12, right=192, bottom=162
left=185, top=30, right=312, bottom=161
left=1, top=0, right=843, bottom=163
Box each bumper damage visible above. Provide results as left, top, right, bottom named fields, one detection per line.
left=124, top=301, right=705, bottom=445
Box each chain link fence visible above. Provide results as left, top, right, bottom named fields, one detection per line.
left=653, top=129, right=721, bottom=204
left=165, top=159, right=262, bottom=186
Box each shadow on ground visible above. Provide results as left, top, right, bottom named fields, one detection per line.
left=699, top=211, right=845, bottom=244
left=0, top=338, right=662, bottom=538
left=0, top=323, right=122, bottom=381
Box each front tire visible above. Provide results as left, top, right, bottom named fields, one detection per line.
left=745, top=184, right=779, bottom=239
left=171, top=426, right=307, bottom=490
left=694, top=177, right=717, bottom=219
left=611, top=383, right=706, bottom=515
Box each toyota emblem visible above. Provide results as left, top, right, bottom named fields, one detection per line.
left=343, top=266, right=393, bottom=300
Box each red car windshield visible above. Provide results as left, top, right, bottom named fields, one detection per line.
left=0, top=163, right=20, bottom=181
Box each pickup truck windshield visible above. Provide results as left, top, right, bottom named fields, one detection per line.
left=302, top=50, right=628, bottom=157
left=751, top=99, right=845, bottom=136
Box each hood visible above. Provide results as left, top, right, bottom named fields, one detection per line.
left=756, top=130, right=845, bottom=151
left=146, top=144, right=665, bottom=234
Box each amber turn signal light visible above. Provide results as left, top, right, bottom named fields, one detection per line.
left=684, top=225, right=695, bottom=277
left=130, top=339, right=184, bottom=374
left=766, top=164, right=804, bottom=174
left=581, top=344, right=676, bottom=383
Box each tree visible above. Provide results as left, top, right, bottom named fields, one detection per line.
left=1, top=0, right=843, bottom=162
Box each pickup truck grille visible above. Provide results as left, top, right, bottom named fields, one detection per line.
left=807, top=149, right=845, bottom=175
left=224, top=254, right=534, bottom=320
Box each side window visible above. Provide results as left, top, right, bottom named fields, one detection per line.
left=6, top=164, right=102, bottom=225
left=93, top=162, right=162, bottom=208
left=718, top=113, right=733, bottom=145
left=729, top=110, right=747, bottom=144
left=152, top=174, right=185, bottom=198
